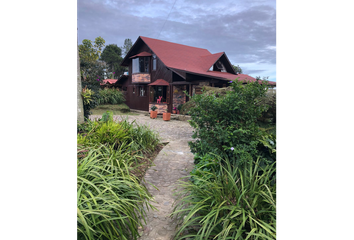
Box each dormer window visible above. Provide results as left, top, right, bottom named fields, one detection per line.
left=215, top=61, right=226, bottom=72
left=132, top=56, right=150, bottom=74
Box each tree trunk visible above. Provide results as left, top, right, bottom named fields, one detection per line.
left=77, top=42, right=85, bottom=123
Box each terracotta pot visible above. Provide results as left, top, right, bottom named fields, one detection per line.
left=177, top=110, right=180, bottom=114
left=150, top=111, right=157, bottom=119
left=163, top=112, right=171, bottom=121
left=172, top=110, right=177, bottom=114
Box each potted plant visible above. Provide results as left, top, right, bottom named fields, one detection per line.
left=163, top=108, right=171, bottom=121
left=172, top=107, right=177, bottom=114
left=177, top=104, right=183, bottom=114
left=150, top=105, right=158, bottom=119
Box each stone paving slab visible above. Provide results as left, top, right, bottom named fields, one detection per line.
left=90, top=114, right=195, bottom=240
left=138, top=140, right=194, bottom=240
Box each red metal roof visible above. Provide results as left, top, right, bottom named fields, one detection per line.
left=130, top=51, right=152, bottom=58
left=170, top=68, right=276, bottom=85
left=140, top=36, right=212, bottom=72
left=148, top=79, right=169, bottom=86
left=199, top=52, right=225, bottom=71
left=100, top=79, right=117, bottom=85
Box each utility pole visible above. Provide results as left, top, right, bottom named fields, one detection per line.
left=76, top=24, right=85, bottom=123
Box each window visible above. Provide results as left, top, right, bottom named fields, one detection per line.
left=139, top=86, right=146, bottom=97
left=132, top=57, right=150, bottom=74
left=152, top=54, right=156, bottom=71
left=215, top=61, right=226, bottom=72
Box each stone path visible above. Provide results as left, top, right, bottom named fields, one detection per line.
left=90, top=114, right=195, bottom=240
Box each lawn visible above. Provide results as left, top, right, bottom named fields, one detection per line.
left=91, top=103, right=139, bottom=115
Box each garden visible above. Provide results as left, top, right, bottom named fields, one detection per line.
left=78, top=76, right=276, bottom=239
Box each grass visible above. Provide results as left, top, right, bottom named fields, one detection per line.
left=91, top=104, right=139, bottom=116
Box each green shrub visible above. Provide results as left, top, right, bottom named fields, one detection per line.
left=77, top=117, right=160, bottom=155
left=187, top=79, right=273, bottom=166
left=82, top=88, right=100, bottom=120
left=177, top=104, right=183, bottom=112
left=257, top=89, right=276, bottom=124
left=180, top=99, right=195, bottom=115
left=77, top=145, right=155, bottom=240
left=101, top=111, right=114, bottom=123
left=171, top=157, right=276, bottom=240
left=97, top=88, right=125, bottom=105
left=190, top=153, right=219, bottom=186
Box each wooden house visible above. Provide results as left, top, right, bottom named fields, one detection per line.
left=117, top=36, right=276, bottom=114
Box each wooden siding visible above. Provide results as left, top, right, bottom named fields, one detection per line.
left=121, top=42, right=173, bottom=111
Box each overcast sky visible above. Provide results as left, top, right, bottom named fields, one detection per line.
left=78, top=0, right=276, bottom=81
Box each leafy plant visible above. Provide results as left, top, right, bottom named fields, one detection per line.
left=97, top=88, right=126, bottom=105
left=187, top=79, right=273, bottom=166
left=257, top=89, right=276, bottom=124
left=82, top=90, right=100, bottom=120
left=100, top=111, right=114, bottom=123
left=77, top=145, right=155, bottom=240
left=151, top=105, right=157, bottom=111
left=171, top=157, right=276, bottom=240
left=177, top=104, right=183, bottom=111
left=77, top=118, right=160, bottom=155
left=190, top=153, right=219, bottom=186
left=81, top=87, right=93, bottom=105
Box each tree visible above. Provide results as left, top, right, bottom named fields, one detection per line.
left=122, top=38, right=133, bottom=57
left=77, top=43, right=84, bottom=123
left=256, top=76, right=269, bottom=81
left=100, top=44, right=125, bottom=78
left=232, top=64, right=243, bottom=74
left=78, top=36, right=105, bottom=63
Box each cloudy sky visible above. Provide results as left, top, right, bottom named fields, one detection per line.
left=78, top=0, right=276, bottom=81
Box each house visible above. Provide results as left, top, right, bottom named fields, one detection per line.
left=117, top=36, right=276, bottom=113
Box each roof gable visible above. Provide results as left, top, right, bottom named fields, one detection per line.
left=199, top=52, right=224, bottom=72
left=140, top=36, right=211, bottom=71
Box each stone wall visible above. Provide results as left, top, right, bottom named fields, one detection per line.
left=149, top=103, right=168, bottom=114
left=199, top=81, right=209, bottom=86
left=132, top=73, right=150, bottom=83
left=172, top=86, right=186, bottom=111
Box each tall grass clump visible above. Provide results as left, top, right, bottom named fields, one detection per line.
left=77, top=112, right=161, bottom=239
left=171, top=157, right=276, bottom=240
left=77, top=145, right=155, bottom=240
left=97, top=88, right=125, bottom=105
